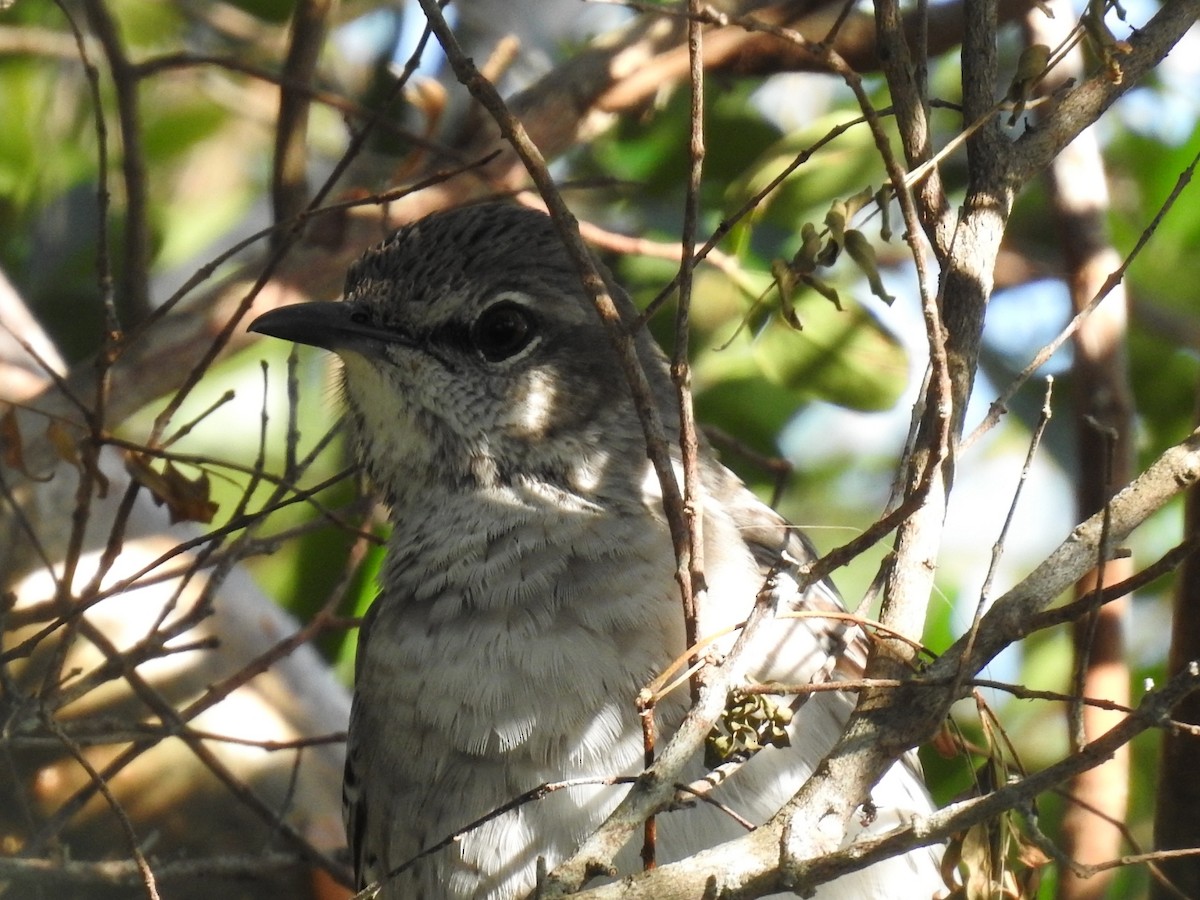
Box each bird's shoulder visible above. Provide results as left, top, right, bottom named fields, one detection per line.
left=703, top=460, right=871, bottom=681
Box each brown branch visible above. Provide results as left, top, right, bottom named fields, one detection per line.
left=15, top=0, right=1181, bottom=507
left=568, top=664, right=1200, bottom=898
left=21, top=599, right=352, bottom=887
left=1009, top=0, right=1200, bottom=186
left=1026, top=539, right=1196, bottom=634
left=964, top=138, right=1200, bottom=450
left=868, top=0, right=954, bottom=670
left=81, top=0, right=151, bottom=325
left=45, top=715, right=161, bottom=900
left=598, top=0, right=1038, bottom=113
left=132, top=51, right=457, bottom=161
left=1153, top=395, right=1200, bottom=896
left=0, top=852, right=307, bottom=891
left=771, top=423, right=1200, bottom=897
left=675, top=0, right=707, bottom=700
left=1027, top=8, right=1137, bottom=890
left=271, top=0, right=336, bottom=240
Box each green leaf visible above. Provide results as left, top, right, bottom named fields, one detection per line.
left=693, top=269, right=908, bottom=414
left=722, top=111, right=882, bottom=242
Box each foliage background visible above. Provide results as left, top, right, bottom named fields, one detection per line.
left=1, top=0, right=1199, bottom=898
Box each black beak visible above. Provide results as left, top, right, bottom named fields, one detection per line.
left=249, top=302, right=410, bottom=358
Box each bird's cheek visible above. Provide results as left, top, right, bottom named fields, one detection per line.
left=341, top=355, right=433, bottom=463
left=340, top=355, right=394, bottom=413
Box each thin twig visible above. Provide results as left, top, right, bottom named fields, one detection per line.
left=675, top=0, right=707, bottom=701
left=955, top=376, right=1054, bottom=697
left=82, top=0, right=151, bottom=323
left=45, top=714, right=161, bottom=900
left=965, top=89, right=1200, bottom=450
left=272, top=0, right=336, bottom=240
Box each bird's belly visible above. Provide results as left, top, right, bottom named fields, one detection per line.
left=356, top=586, right=689, bottom=899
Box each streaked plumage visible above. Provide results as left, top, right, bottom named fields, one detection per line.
left=250, top=202, right=942, bottom=899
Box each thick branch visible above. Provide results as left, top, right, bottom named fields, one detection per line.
left=1009, top=0, right=1200, bottom=188
left=561, top=664, right=1200, bottom=899
left=535, top=427, right=1200, bottom=897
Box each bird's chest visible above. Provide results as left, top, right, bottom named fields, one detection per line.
left=359, top=494, right=685, bottom=772
left=351, top=496, right=693, bottom=896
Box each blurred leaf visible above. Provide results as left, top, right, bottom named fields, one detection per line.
left=0, top=59, right=94, bottom=219
left=142, top=99, right=228, bottom=162
left=222, top=0, right=297, bottom=24
left=589, top=81, right=780, bottom=201
left=0, top=407, right=27, bottom=473
left=722, top=110, right=882, bottom=246
left=693, top=374, right=808, bottom=454
left=694, top=268, right=907, bottom=413
left=769, top=258, right=805, bottom=329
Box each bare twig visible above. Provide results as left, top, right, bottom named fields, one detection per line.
left=955, top=376, right=1054, bottom=696
left=675, top=0, right=708, bottom=702
left=81, top=0, right=151, bottom=324
left=569, top=664, right=1200, bottom=898
left=45, top=715, right=161, bottom=900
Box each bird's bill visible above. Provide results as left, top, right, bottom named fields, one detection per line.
left=249, top=301, right=407, bottom=357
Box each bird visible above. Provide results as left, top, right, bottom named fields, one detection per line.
left=249, top=201, right=943, bottom=899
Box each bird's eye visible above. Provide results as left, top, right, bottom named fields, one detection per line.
left=471, top=301, right=537, bottom=362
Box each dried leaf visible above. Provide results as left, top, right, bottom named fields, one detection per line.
left=125, top=452, right=218, bottom=524
left=0, top=407, right=54, bottom=482
left=770, top=259, right=804, bottom=330
left=1, top=407, right=24, bottom=471
left=1083, top=0, right=1133, bottom=84
left=940, top=831, right=965, bottom=897
left=162, top=462, right=218, bottom=525
left=800, top=273, right=841, bottom=309
left=844, top=229, right=895, bottom=304
left=46, top=421, right=80, bottom=468
left=793, top=222, right=823, bottom=275
left=404, top=76, right=447, bottom=127
left=960, top=823, right=997, bottom=900
left=843, top=185, right=875, bottom=222
left=1015, top=839, right=1052, bottom=870
left=875, top=184, right=893, bottom=241
left=820, top=199, right=847, bottom=266
left=1007, top=43, right=1052, bottom=124
left=1010, top=44, right=1052, bottom=96
left=931, top=722, right=960, bottom=758
left=825, top=198, right=847, bottom=242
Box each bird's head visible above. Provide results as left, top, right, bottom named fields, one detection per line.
left=249, top=203, right=671, bottom=503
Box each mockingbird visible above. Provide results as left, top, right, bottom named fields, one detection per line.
left=250, top=202, right=943, bottom=899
